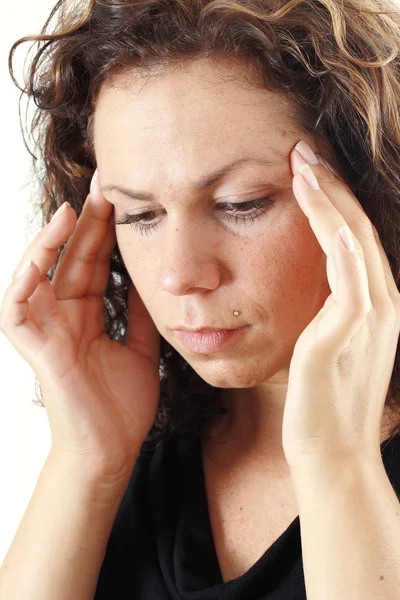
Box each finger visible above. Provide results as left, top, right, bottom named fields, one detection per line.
left=0, top=261, right=48, bottom=360
left=84, top=211, right=117, bottom=297
left=316, top=154, right=399, bottom=308
left=291, top=153, right=389, bottom=311
left=52, top=171, right=114, bottom=300
left=317, top=228, right=372, bottom=355
left=12, top=202, right=76, bottom=282
left=19, top=275, right=60, bottom=330
left=7, top=210, right=81, bottom=334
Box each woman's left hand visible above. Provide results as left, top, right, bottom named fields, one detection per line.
left=282, top=141, right=400, bottom=471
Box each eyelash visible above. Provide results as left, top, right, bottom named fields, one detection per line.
left=113, top=196, right=276, bottom=236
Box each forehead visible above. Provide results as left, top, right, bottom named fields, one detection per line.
left=92, top=59, right=302, bottom=189
left=94, top=58, right=299, bottom=143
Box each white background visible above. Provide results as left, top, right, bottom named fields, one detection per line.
left=1, top=0, right=57, bottom=564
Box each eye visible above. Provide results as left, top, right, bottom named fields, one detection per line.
left=113, top=196, right=276, bottom=236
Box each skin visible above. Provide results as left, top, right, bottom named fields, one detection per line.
left=93, top=57, right=396, bottom=471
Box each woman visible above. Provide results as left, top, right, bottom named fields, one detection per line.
left=1, top=0, right=400, bottom=598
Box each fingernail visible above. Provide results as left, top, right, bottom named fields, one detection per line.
left=51, top=201, right=70, bottom=222
left=294, top=141, right=319, bottom=165
left=339, top=225, right=356, bottom=252
left=90, top=169, right=98, bottom=193
left=299, top=164, right=320, bottom=190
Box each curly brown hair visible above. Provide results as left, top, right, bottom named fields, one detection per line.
left=8, top=0, right=400, bottom=447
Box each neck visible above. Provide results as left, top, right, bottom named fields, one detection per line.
left=202, top=389, right=400, bottom=468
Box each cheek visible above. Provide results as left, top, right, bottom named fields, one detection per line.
left=248, top=217, right=330, bottom=323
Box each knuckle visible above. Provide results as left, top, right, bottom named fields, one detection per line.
left=354, top=301, right=372, bottom=320
left=319, top=170, right=337, bottom=186
left=348, top=213, right=373, bottom=240
left=312, top=193, right=332, bottom=209
left=74, top=244, right=98, bottom=265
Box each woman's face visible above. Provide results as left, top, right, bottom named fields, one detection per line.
left=93, top=58, right=333, bottom=390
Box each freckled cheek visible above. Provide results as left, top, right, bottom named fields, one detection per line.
left=246, top=225, right=328, bottom=315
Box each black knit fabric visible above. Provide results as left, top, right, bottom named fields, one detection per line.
left=94, top=432, right=400, bottom=599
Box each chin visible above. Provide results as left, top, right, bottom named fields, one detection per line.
left=188, top=357, right=283, bottom=389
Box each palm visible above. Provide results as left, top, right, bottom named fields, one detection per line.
left=32, top=288, right=161, bottom=473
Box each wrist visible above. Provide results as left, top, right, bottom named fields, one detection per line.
left=47, top=447, right=139, bottom=502
left=289, top=450, right=384, bottom=494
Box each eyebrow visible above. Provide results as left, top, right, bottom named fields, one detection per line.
left=101, top=156, right=284, bottom=201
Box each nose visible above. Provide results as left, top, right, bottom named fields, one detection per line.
left=160, top=216, right=222, bottom=295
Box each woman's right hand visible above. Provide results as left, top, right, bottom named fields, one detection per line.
left=0, top=170, right=161, bottom=482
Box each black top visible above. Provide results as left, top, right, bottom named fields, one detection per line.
left=94, top=431, right=400, bottom=599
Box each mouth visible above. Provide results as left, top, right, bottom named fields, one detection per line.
left=173, top=323, right=247, bottom=333
left=173, top=325, right=250, bottom=354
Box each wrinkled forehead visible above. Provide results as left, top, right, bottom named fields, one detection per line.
left=93, top=58, right=301, bottom=147
left=90, top=59, right=329, bottom=199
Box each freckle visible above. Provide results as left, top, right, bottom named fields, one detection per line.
left=240, top=506, right=243, bottom=511
left=379, top=575, right=384, bottom=580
